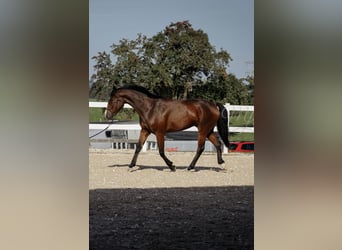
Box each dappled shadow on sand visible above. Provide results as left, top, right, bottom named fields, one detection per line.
left=90, top=186, right=254, bottom=250
left=107, top=164, right=227, bottom=172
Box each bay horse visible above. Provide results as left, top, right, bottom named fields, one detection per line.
left=104, top=85, right=229, bottom=171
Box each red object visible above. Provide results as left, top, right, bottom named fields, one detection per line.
left=228, top=141, right=254, bottom=153
left=166, top=147, right=178, bottom=152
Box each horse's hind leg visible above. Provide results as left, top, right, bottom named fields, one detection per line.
left=129, top=129, right=150, bottom=168
left=188, top=134, right=206, bottom=170
left=156, top=133, right=175, bottom=171
left=207, top=132, right=225, bottom=164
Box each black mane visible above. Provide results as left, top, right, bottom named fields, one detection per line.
left=118, top=85, right=161, bottom=99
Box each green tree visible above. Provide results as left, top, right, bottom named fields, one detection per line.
left=190, top=73, right=250, bottom=105
left=89, top=51, right=115, bottom=100
left=90, top=20, right=248, bottom=103
left=243, top=74, right=254, bottom=104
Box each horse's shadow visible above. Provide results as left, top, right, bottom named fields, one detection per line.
left=107, top=164, right=227, bottom=172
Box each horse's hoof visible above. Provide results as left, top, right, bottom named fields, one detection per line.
left=187, top=166, right=194, bottom=171
left=169, top=165, right=176, bottom=172
left=218, top=159, right=225, bottom=165
left=128, top=166, right=139, bottom=172
left=220, top=162, right=226, bottom=169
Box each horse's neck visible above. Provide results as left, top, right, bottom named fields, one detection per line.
left=122, top=92, right=154, bottom=115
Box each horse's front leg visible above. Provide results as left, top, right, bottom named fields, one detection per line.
left=156, top=133, right=175, bottom=171
left=129, top=129, right=150, bottom=168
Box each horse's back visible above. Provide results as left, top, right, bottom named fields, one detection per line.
left=154, top=99, right=219, bottom=132
left=183, top=99, right=219, bottom=117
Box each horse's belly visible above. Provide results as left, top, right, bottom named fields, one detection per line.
left=165, top=118, right=196, bottom=132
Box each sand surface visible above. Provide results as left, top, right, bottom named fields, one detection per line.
left=89, top=149, right=254, bottom=249
left=89, top=149, right=254, bottom=189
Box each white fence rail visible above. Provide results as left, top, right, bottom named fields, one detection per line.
left=89, top=102, right=254, bottom=133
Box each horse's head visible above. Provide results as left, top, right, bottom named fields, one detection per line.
left=104, top=89, right=125, bottom=120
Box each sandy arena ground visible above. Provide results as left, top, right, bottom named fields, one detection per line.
left=89, top=149, right=254, bottom=249
left=89, top=149, right=254, bottom=189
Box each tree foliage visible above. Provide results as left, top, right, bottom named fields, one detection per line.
left=243, top=74, right=254, bottom=104
left=89, top=51, right=114, bottom=100
left=90, top=21, right=252, bottom=104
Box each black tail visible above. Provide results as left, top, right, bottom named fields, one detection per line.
left=216, top=103, right=229, bottom=147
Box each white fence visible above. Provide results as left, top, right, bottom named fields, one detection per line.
left=89, top=102, right=254, bottom=133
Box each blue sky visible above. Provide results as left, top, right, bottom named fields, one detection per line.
left=89, top=0, right=254, bottom=79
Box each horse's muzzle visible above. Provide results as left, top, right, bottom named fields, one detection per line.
left=104, top=109, right=113, bottom=120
